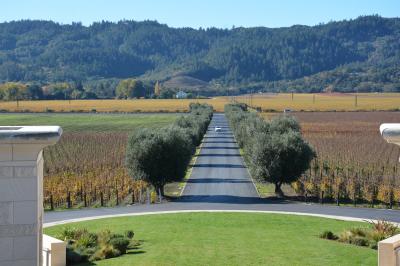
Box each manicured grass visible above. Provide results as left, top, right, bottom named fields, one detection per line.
left=0, top=113, right=178, bottom=132
left=44, top=212, right=377, bottom=266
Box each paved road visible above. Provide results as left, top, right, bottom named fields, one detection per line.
left=180, top=113, right=259, bottom=203
left=44, top=113, right=400, bottom=224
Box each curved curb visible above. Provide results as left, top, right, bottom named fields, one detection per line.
left=43, top=209, right=397, bottom=228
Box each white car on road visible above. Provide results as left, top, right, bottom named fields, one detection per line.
left=215, top=126, right=222, bottom=133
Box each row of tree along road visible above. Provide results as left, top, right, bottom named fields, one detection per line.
left=125, top=103, right=213, bottom=197
left=225, top=103, right=315, bottom=196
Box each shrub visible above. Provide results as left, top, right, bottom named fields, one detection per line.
left=74, top=232, right=97, bottom=248
left=328, top=220, right=398, bottom=250
left=319, top=230, right=338, bottom=240
left=338, top=230, right=352, bottom=243
left=91, top=244, right=121, bottom=261
left=368, top=230, right=387, bottom=243
left=97, top=229, right=112, bottom=245
left=352, top=236, right=369, bottom=247
left=369, top=241, right=378, bottom=250
left=338, top=228, right=367, bottom=244
left=367, top=220, right=398, bottom=238
left=110, top=237, right=130, bottom=254
left=62, top=227, right=136, bottom=264
left=124, top=230, right=135, bottom=239
left=66, top=247, right=85, bottom=264
left=58, top=227, right=80, bottom=241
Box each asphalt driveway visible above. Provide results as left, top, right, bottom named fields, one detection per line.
left=180, top=113, right=259, bottom=203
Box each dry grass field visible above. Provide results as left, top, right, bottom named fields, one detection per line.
left=0, top=93, right=399, bottom=113
left=0, top=98, right=229, bottom=112
left=236, top=93, right=400, bottom=111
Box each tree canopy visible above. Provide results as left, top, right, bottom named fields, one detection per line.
left=125, top=103, right=213, bottom=195
left=225, top=104, right=315, bottom=196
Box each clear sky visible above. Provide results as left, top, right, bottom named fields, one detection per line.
left=1, top=0, right=399, bottom=28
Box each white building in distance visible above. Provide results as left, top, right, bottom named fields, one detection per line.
left=176, top=90, right=188, bottom=99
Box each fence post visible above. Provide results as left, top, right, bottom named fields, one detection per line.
left=116, top=189, right=119, bottom=206
left=66, top=191, right=72, bottom=208
left=50, top=194, right=54, bottom=211
left=320, top=191, right=324, bottom=204
left=84, top=192, right=87, bottom=207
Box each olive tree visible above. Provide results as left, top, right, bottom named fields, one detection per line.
left=251, top=130, right=315, bottom=196
left=125, top=126, right=193, bottom=196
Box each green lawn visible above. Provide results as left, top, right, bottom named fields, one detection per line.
left=0, top=113, right=178, bottom=132
left=44, top=212, right=377, bottom=266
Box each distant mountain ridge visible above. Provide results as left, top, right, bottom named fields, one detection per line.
left=0, top=15, right=399, bottom=93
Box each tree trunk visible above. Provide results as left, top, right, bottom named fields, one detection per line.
left=389, top=190, right=393, bottom=209
left=336, top=193, right=340, bottom=206
left=320, top=191, right=324, bottom=205
left=66, top=191, right=72, bottom=209
left=155, top=186, right=164, bottom=203
left=116, top=189, right=119, bottom=205
left=50, top=194, right=54, bottom=211
left=156, top=186, right=165, bottom=196
left=274, top=182, right=284, bottom=197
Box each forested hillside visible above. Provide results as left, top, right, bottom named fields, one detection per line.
left=0, top=15, right=399, bottom=94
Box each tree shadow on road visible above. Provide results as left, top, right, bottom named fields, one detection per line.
left=201, top=141, right=237, bottom=144
left=191, top=163, right=245, bottom=168
left=200, top=146, right=239, bottom=150
left=176, top=195, right=293, bottom=204
left=187, top=178, right=251, bottom=184
left=195, top=153, right=241, bottom=157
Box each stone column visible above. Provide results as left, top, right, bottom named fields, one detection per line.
left=0, top=126, right=62, bottom=266
left=379, top=123, right=400, bottom=266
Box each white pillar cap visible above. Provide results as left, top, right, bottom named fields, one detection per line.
left=380, top=123, right=400, bottom=146
left=0, top=126, right=62, bottom=144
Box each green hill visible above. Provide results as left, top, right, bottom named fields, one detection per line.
left=0, top=15, right=399, bottom=94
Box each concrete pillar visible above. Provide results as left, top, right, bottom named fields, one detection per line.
left=0, top=126, right=62, bottom=266
left=378, top=234, right=400, bottom=266
left=380, top=123, right=400, bottom=265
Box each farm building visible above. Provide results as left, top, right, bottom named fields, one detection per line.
left=176, top=90, right=188, bottom=99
